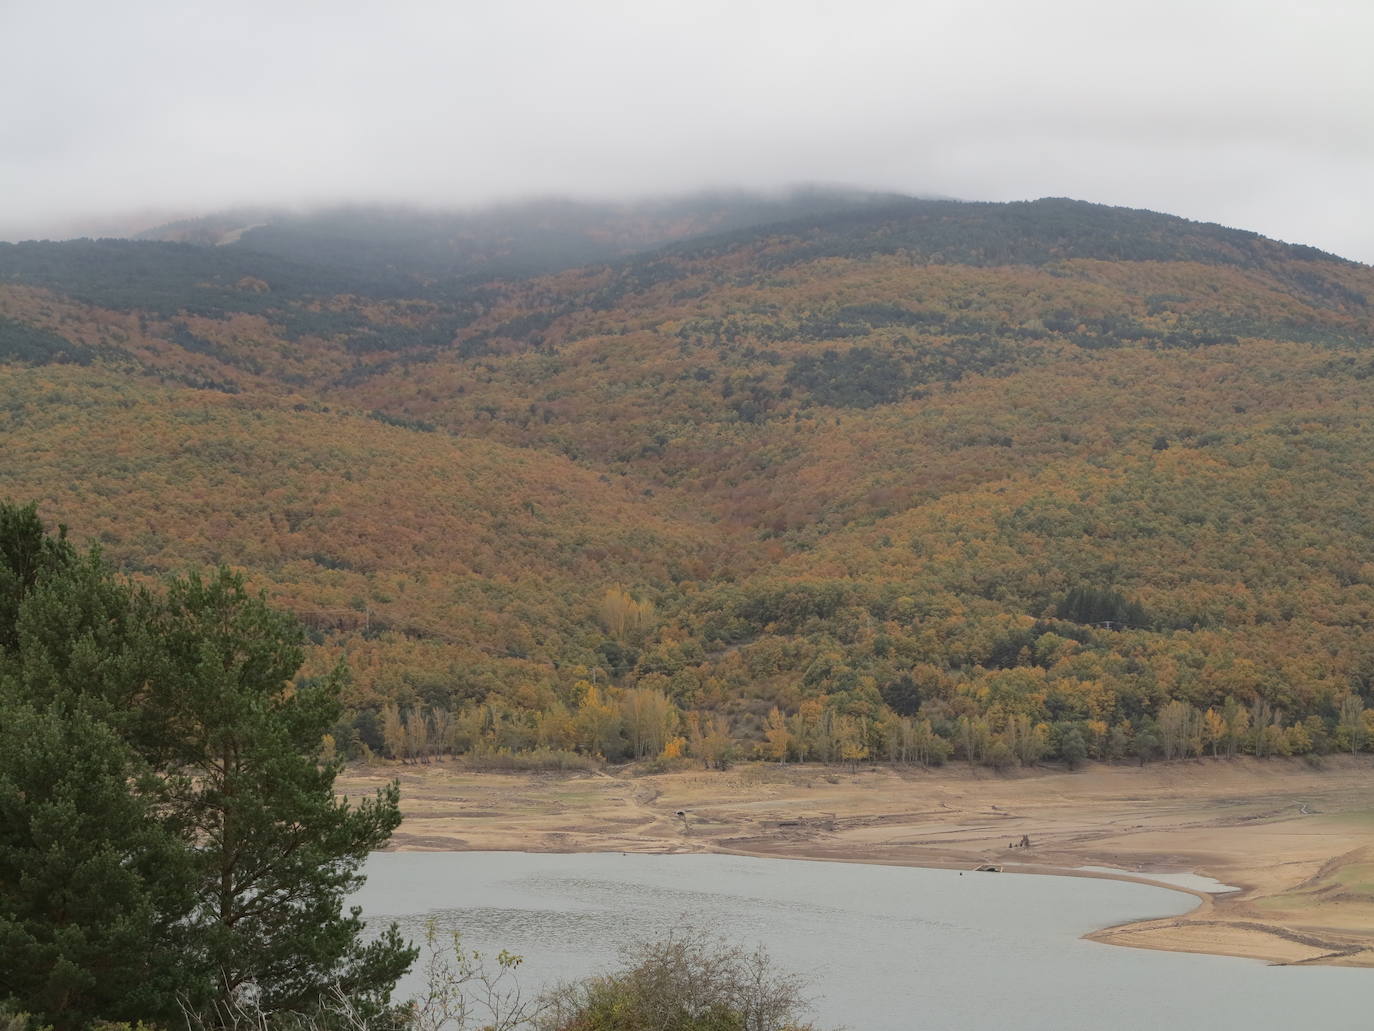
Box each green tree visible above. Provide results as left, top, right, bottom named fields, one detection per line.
left=145, top=569, right=417, bottom=1019
left=1058, top=727, right=1089, bottom=769
left=0, top=502, right=74, bottom=653
left=1054, top=586, right=1147, bottom=628
left=0, top=507, right=196, bottom=1028
left=0, top=704, right=197, bottom=1030
left=1131, top=726, right=1159, bottom=765
left=0, top=504, right=417, bottom=1025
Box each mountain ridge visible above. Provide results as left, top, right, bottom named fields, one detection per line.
left=2, top=191, right=1372, bottom=764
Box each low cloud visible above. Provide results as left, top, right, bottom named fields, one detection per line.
left=3, top=0, right=1371, bottom=261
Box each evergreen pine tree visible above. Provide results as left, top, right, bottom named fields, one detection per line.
left=146, top=569, right=417, bottom=1019
left=0, top=704, right=197, bottom=1030
left=0, top=503, right=416, bottom=1025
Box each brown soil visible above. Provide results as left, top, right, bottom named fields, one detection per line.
left=336, top=755, right=1374, bottom=967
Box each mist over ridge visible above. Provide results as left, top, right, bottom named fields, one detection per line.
left=2, top=182, right=1366, bottom=271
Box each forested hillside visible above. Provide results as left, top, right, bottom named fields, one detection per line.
left=3, top=194, right=1373, bottom=768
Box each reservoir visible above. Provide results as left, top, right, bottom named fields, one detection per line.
left=353, top=851, right=1373, bottom=1030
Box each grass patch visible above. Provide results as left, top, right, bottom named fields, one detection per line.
left=1333, top=862, right=1374, bottom=895
left=1321, top=810, right=1374, bottom=827
left=462, top=748, right=601, bottom=772
left=546, top=788, right=611, bottom=803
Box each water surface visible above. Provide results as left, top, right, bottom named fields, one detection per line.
left=1074, top=865, right=1240, bottom=893
left=353, top=851, right=1372, bottom=1030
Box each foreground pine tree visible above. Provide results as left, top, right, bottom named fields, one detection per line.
left=0, top=502, right=416, bottom=1028
left=0, top=704, right=198, bottom=1027
left=150, top=570, right=416, bottom=1019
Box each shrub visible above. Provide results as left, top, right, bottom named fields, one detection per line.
left=537, top=934, right=816, bottom=1031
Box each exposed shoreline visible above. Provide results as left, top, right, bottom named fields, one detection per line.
left=338, top=755, right=1374, bottom=968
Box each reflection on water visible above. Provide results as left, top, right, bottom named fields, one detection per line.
left=352, top=852, right=1373, bottom=1031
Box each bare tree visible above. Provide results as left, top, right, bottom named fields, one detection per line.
left=404, top=707, right=434, bottom=763
left=178, top=919, right=543, bottom=1031
left=1158, top=700, right=1201, bottom=760
left=1339, top=694, right=1366, bottom=755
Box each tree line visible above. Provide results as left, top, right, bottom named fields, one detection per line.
left=345, top=682, right=1370, bottom=771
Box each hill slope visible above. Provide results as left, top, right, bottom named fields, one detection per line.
left=2, top=194, right=1372, bottom=763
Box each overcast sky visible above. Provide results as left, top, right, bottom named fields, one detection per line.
left=3, top=0, right=1372, bottom=262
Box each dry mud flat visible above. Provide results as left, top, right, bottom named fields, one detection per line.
left=336, top=756, right=1374, bottom=968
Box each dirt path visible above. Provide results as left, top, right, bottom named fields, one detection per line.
left=337, top=755, right=1374, bottom=968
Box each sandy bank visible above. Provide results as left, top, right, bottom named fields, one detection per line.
left=337, top=755, right=1374, bottom=968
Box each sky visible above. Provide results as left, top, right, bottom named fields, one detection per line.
left=3, top=0, right=1372, bottom=262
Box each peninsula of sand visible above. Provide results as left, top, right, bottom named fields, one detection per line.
left=337, top=756, right=1374, bottom=968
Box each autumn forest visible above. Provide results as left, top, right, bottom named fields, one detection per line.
left=4, top=192, right=1374, bottom=770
